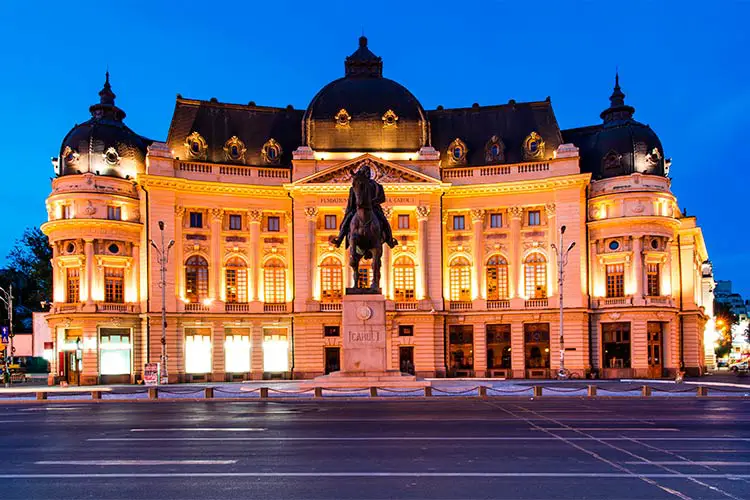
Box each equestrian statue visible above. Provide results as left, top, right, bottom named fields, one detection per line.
left=330, top=163, right=398, bottom=291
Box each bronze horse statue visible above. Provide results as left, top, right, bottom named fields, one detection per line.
left=330, top=164, right=396, bottom=291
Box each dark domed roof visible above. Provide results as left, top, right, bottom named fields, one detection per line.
left=562, top=75, right=666, bottom=180
left=58, top=73, right=150, bottom=178
left=304, top=37, right=427, bottom=151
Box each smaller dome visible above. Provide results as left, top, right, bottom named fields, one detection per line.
left=58, top=73, right=150, bottom=178
left=586, top=75, right=665, bottom=180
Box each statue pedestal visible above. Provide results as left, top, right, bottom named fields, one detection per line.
left=300, top=291, right=429, bottom=389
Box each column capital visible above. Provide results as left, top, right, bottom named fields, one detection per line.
left=304, top=207, right=319, bottom=221
left=210, top=208, right=224, bottom=222
left=470, top=209, right=485, bottom=223
left=383, top=206, right=394, bottom=219
left=509, top=206, right=523, bottom=219
left=248, top=209, right=263, bottom=224
left=416, top=205, right=430, bottom=221
left=175, top=205, right=186, bottom=218
left=544, top=203, right=556, bottom=217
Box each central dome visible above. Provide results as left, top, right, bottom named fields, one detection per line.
left=304, top=37, right=427, bottom=152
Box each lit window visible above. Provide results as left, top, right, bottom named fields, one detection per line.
left=398, top=214, right=410, bottom=230
left=320, top=257, right=343, bottom=302
left=99, top=329, right=132, bottom=376
left=262, top=139, right=282, bottom=164
left=486, top=255, right=508, bottom=300
left=490, top=213, right=502, bottom=228
left=107, top=206, right=121, bottom=221
left=602, top=322, right=631, bottom=369
left=66, top=268, right=79, bottom=303
left=647, top=263, right=660, bottom=297
left=399, top=325, right=414, bottom=337
left=449, top=325, right=474, bottom=372
left=449, top=256, right=471, bottom=302
left=453, top=215, right=465, bottom=231
left=393, top=256, right=415, bottom=302
left=606, top=263, right=625, bottom=298
left=324, top=214, right=337, bottom=230
left=189, top=212, right=203, bottom=228
left=225, top=257, right=248, bottom=303
left=264, top=258, right=286, bottom=304
left=324, top=326, right=340, bottom=337
left=524, top=253, right=547, bottom=298
left=223, top=136, right=246, bottom=162
left=224, top=333, right=250, bottom=373
left=528, top=210, right=541, bottom=226
left=267, top=216, right=280, bottom=232
left=185, top=255, right=209, bottom=303
left=229, top=214, right=242, bottom=231
left=185, top=329, right=212, bottom=374
left=263, top=329, right=289, bottom=372
left=104, top=267, right=124, bottom=303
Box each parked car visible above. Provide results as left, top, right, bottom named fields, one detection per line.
left=730, top=360, right=749, bottom=373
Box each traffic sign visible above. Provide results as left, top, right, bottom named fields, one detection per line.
left=0, top=326, right=8, bottom=344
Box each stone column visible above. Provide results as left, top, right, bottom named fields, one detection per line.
left=131, top=243, right=140, bottom=304
left=545, top=203, right=557, bottom=297
left=416, top=206, right=431, bottom=300
left=251, top=321, right=264, bottom=380
left=382, top=207, right=393, bottom=296
left=248, top=210, right=262, bottom=301
left=663, top=238, right=673, bottom=297
left=304, top=207, right=319, bottom=297
left=210, top=209, right=224, bottom=301
left=174, top=206, right=185, bottom=300
left=84, top=239, right=94, bottom=305
left=471, top=209, right=485, bottom=300
left=633, top=236, right=643, bottom=300
left=509, top=207, right=523, bottom=298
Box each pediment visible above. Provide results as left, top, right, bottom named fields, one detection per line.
left=294, top=154, right=440, bottom=185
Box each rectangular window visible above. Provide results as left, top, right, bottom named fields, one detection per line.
left=107, top=206, right=121, bottom=221
left=602, top=322, right=631, bottom=369
left=66, top=268, right=79, bottom=303
left=606, top=263, right=625, bottom=298
left=224, top=333, right=251, bottom=373
left=398, top=214, right=410, bottom=229
left=62, top=205, right=71, bottom=219
left=229, top=214, right=242, bottom=231
left=399, top=325, right=414, bottom=337
left=324, top=214, right=337, bottom=230
left=524, top=323, right=550, bottom=369
left=528, top=210, right=541, bottom=226
left=324, top=326, right=340, bottom=337
left=647, top=263, right=660, bottom=296
left=185, top=328, right=212, bottom=374
left=490, top=213, right=503, bottom=228
left=452, top=215, right=465, bottom=230
left=267, top=216, right=280, bottom=232
left=448, top=325, right=474, bottom=373
left=189, top=211, right=203, bottom=228
left=99, top=329, right=132, bottom=376
left=486, top=324, right=511, bottom=369
left=104, top=267, right=124, bottom=303
left=263, top=328, right=289, bottom=372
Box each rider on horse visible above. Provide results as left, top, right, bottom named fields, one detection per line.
left=330, top=163, right=398, bottom=250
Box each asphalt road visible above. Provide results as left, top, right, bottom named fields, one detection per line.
left=1, top=399, right=749, bottom=500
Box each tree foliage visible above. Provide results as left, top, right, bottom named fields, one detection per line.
left=713, top=300, right=737, bottom=359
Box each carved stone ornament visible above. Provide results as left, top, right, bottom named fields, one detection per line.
left=632, top=201, right=645, bottom=214
left=84, top=201, right=97, bottom=216
left=175, top=205, right=186, bottom=218
left=508, top=206, right=524, bottom=219
left=335, top=108, right=351, bottom=128
left=356, top=305, right=373, bottom=321
left=608, top=312, right=622, bottom=320
left=382, top=109, right=399, bottom=128
left=184, top=131, right=207, bottom=160
left=304, top=207, right=319, bottom=220
left=416, top=205, right=431, bottom=220
left=62, top=146, right=79, bottom=165
left=310, top=158, right=426, bottom=185
left=544, top=203, right=556, bottom=216
left=470, top=209, right=485, bottom=223
left=223, top=136, right=246, bottom=163
left=248, top=210, right=263, bottom=223
left=382, top=206, right=393, bottom=218
left=261, top=138, right=282, bottom=165
left=646, top=147, right=662, bottom=167
left=447, top=138, right=468, bottom=165
left=211, top=208, right=224, bottom=221
left=523, top=131, right=545, bottom=160
left=109, top=317, right=122, bottom=327
left=103, top=147, right=120, bottom=166
left=485, top=135, right=505, bottom=163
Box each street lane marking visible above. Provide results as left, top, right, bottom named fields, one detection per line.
left=87, top=436, right=750, bottom=442
left=19, top=407, right=83, bottom=412
left=4, top=472, right=750, bottom=479
left=130, top=428, right=267, bottom=432
left=533, top=427, right=679, bottom=432
left=625, top=461, right=750, bottom=466
left=35, top=460, right=237, bottom=466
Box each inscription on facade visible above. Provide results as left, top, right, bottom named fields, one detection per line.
left=348, top=331, right=380, bottom=343
left=320, top=197, right=348, bottom=205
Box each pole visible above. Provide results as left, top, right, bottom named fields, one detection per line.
left=1, top=286, right=12, bottom=387
left=558, top=230, right=565, bottom=378
left=151, top=221, right=173, bottom=384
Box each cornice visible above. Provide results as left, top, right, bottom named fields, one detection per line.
left=285, top=182, right=450, bottom=195
left=138, top=175, right=289, bottom=199
left=443, top=173, right=590, bottom=198
left=587, top=216, right=681, bottom=230
left=41, top=219, right=143, bottom=237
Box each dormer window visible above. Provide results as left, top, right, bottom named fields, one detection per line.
left=382, top=109, right=398, bottom=128
left=261, top=139, right=282, bottom=165
left=62, top=146, right=79, bottom=165
left=223, top=136, right=246, bottom=162
left=523, top=132, right=545, bottom=160
left=335, top=108, right=351, bottom=128
left=485, top=136, right=505, bottom=163
left=448, top=138, right=467, bottom=165
left=103, top=147, right=120, bottom=166
left=185, top=132, right=207, bottom=160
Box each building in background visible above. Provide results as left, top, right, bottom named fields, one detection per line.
left=41, top=38, right=711, bottom=385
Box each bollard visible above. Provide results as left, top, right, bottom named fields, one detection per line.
left=532, top=386, right=543, bottom=397
left=314, top=387, right=323, bottom=398
left=424, top=386, right=432, bottom=397
left=478, top=386, right=487, bottom=398
left=641, top=385, right=652, bottom=397
left=696, top=386, right=709, bottom=397
left=148, top=387, right=158, bottom=400
left=91, top=391, right=102, bottom=400
left=587, top=385, right=597, bottom=397
left=204, top=387, right=214, bottom=399
left=259, top=387, right=269, bottom=399
left=369, top=387, right=378, bottom=397
left=36, top=391, right=47, bottom=401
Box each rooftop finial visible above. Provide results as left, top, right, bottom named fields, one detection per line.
left=615, top=67, right=619, bottom=90
left=359, top=34, right=367, bottom=47
left=346, top=35, right=382, bottom=77
left=90, top=70, right=125, bottom=120
left=600, top=70, right=634, bottom=122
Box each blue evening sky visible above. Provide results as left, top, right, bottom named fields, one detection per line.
left=1, top=1, right=747, bottom=295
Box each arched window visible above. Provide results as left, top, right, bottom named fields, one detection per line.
left=320, top=257, right=343, bottom=302
left=486, top=255, right=508, bottom=300
left=225, top=257, right=248, bottom=303
left=185, top=255, right=209, bottom=303
left=264, top=258, right=286, bottom=304
left=524, top=253, right=547, bottom=298
left=393, top=256, right=416, bottom=302
left=449, top=257, right=471, bottom=302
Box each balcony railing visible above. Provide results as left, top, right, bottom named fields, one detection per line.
left=225, top=302, right=250, bottom=312
left=448, top=301, right=473, bottom=311
left=487, top=299, right=511, bottom=310
left=320, top=302, right=342, bottom=312
left=524, top=298, right=549, bottom=308
left=97, top=303, right=136, bottom=313
left=595, top=296, right=633, bottom=308
left=395, top=301, right=418, bottom=311
left=645, top=296, right=673, bottom=307
left=176, top=161, right=290, bottom=184
left=441, top=159, right=579, bottom=186
left=264, top=302, right=288, bottom=313
left=185, top=302, right=210, bottom=312
left=54, top=303, right=80, bottom=313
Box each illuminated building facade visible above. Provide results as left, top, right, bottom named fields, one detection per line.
left=42, top=38, right=711, bottom=384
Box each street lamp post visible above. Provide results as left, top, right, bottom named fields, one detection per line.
left=551, top=225, right=575, bottom=379
left=150, top=221, right=174, bottom=384
left=0, top=285, right=13, bottom=387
